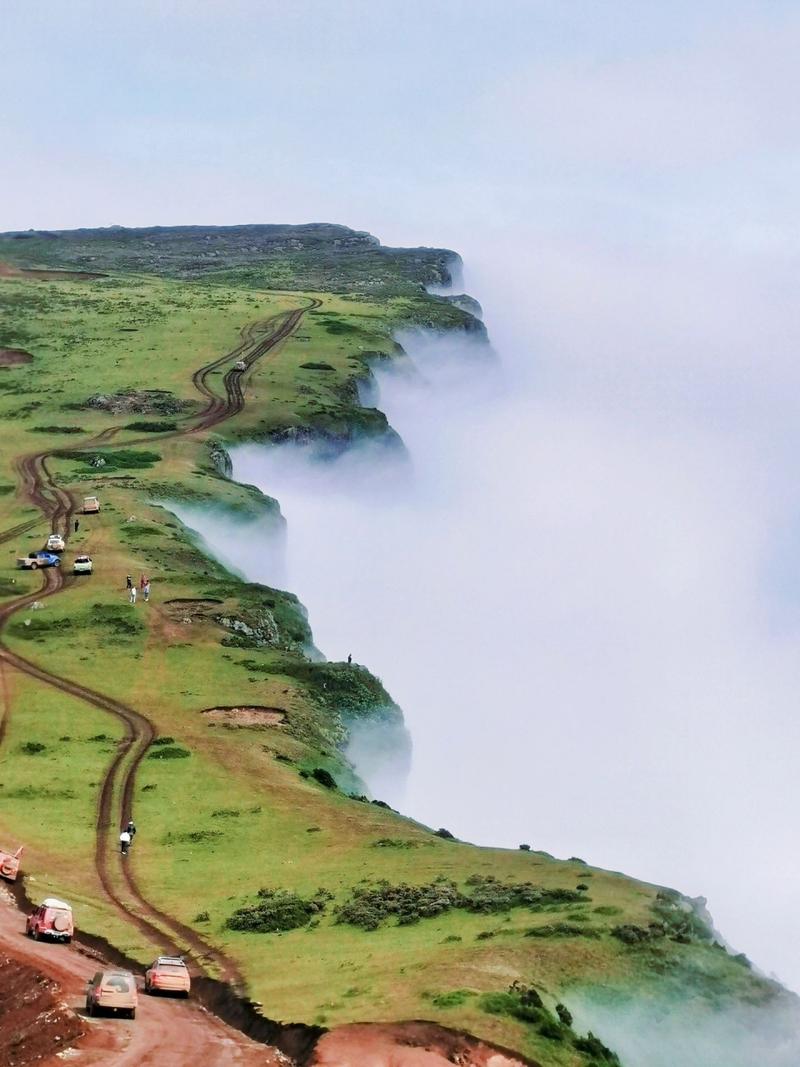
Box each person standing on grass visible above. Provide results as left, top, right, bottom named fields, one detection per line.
left=126, top=575, right=133, bottom=589
left=129, top=585, right=137, bottom=605
left=119, top=829, right=131, bottom=855
left=74, top=519, right=79, bottom=533
left=143, top=579, right=151, bottom=603
left=126, top=820, right=136, bottom=842
left=140, top=573, right=146, bottom=591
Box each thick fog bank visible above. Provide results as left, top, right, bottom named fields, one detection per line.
left=227, top=274, right=800, bottom=999
left=569, top=992, right=800, bottom=1067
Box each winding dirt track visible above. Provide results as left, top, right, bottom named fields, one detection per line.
left=0, top=303, right=317, bottom=1058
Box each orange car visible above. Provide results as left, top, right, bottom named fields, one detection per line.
left=86, top=969, right=138, bottom=1019
left=145, top=955, right=191, bottom=997
left=26, top=897, right=74, bottom=943
left=0, top=843, right=23, bottom=882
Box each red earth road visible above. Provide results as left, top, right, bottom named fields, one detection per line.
left=0, top=889, right=284, bottom=1066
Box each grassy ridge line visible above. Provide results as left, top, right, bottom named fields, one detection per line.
left=0, top=237, right=792, bottom=1065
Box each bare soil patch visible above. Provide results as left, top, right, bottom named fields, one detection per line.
left=0, top=349, right=33, bottom=367
left=202, top=705, right=287, bottom=727
left=311, top=1022, right=533, bottom=1067
left=0, top=952, right=84, bottom=1066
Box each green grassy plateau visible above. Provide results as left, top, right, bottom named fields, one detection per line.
left=0, top=224, right=793, bottom=1066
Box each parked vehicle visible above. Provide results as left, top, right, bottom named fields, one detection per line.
left=17, top=551, right=61, bottom=570
left=82, top=496, right=100, bottom=514
left=0, top=843, right=23, bottom=882
left=85, top=969, right=138, bottom=1019
left=46, top=533, right=65, bottom=552
left=234, top=360, right=247, bottom=371
left=145, top=956, right=191, bottom=997
left=73, top=555, right=93, bottom=575
left=26, top=897, right=74, bottom=943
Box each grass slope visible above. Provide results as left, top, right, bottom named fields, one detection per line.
left=0, top=227, right=793, bottom=1066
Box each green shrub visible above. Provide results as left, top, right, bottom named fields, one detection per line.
left=148, top=745, right=190, bottom=760
left=30, top=425, right=83, bottom=434
left=66, top=448, right=162, bottom=471
left=311, top=767, right=337, bottom=789
left=152, top=736, right=175, bottom=746
left=525, top=923, right=600, bottom=939
left=556, top=1003, right=573, bottom=1027
left=428, top=990, right=474, bottom=1008
left=226, top=887, right=332, bottom=933
left=299, top=361, right=335, bottom=371
left=335, top=875, right=589, bottom=931
left=126, top=420, right=178, bottom=432
left=19, top=741, right=46, bottom=755
left=573, top=1032, right=622, bottom=1064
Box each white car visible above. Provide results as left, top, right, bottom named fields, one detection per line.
left=46, top=534, right=66, bottom=552
left=73, top=555, right=93, bottom=575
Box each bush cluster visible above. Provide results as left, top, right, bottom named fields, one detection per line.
left=464, top=875, right=585, bottom=913
left=335, top=875, right=588, bottom=931
left=336, top=879, right=462, bottom=930
left=226, top=887, right=333, bottom=934
left=481, top=984, right=620, bottom=1062
left=148, top=745, right=190, bottom=760
left=525, top=923, right=600, bottom=939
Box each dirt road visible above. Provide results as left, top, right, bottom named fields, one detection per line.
left=0, top=890, right=283, bottom=1066
left=0, top=305, right=314, bottom=1052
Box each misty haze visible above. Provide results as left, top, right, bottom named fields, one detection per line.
left=204, top=259, right=800, bottom=1003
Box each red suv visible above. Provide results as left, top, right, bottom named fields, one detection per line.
left=26, top=897, right=74, bottom=943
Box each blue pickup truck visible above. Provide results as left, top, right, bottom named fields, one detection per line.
left=16, top=551, right=61, bottom=570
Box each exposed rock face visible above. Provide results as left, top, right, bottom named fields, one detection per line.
left=442, top=293, right=484, bottom=319
left=215, top=608, right=282, bottom=648
left=84, top=389, right=194, bottom=415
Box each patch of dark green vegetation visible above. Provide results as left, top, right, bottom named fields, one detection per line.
left=9, top=616, right=72, bottom=640
left=0, top=578, right=22, bottom=595
left=164, top=828, right=221, bottom=844
left=335, top=875, right=586, bottom=931
left=65, top=448, right=162, bottom=472
left=612, top=889, right=714, bottom=947
left=119, top=523, right=162, bottom=539
left=225, top=887, right=333, bottom=934
left=125, top=420, right=178, bottom=432
left=18, top=741, right=46, bottom=755
left=265, top=659, right=395, bottom=718
left=425, top=989, right=476, bottom=1009
left=299, top=361, right=335, bottom=371
left=480, top=983, right=621, bottom=1063
left=89, top=603, right=144, bottom=636
left=211, top=808, right=240, bottom=818
left=371, top=838, right=420, bottom=849
left=148, top=745, right=190, bottom=760
left=2, top=784, right=77, bottom=799
left=525, top=923, right=600, bottom=939
left=30, top=425, right=84, bottom=434
left=151, top=736, right=175, bottom=746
